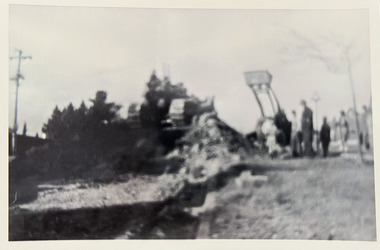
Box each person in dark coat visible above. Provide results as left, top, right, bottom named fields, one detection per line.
left=339, top=110, right=349, bottom=152
left=274, top=109, right=292, bottom=146
left=320, top=117, right=331, bottom=157
left=300, top=100, right=314, bottom=157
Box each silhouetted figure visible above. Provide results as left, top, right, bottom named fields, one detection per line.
left=359, top=105, right=370, bottom=151
left=290, top=110, right=301, bottom=157
left=320, top=117, right=331, bottom=157
left=300, top=100, right=314, bottom=157
left=274, top=109, right=291, bottom=146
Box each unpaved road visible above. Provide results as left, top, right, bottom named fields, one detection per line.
left=195, top=154, right=376, bottom=240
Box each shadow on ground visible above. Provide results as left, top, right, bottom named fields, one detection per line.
left=9, top=199, right=200, bottom=240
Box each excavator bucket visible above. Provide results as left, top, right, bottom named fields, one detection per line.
left=244, top=70, right=281, bottom=118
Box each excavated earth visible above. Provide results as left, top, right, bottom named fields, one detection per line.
left=9, top=113, right=255, bottom=240
left=8, top=113, right=376, bottom=240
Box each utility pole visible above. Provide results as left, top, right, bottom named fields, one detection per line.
left=346, top=55, right=363, bottom=162
left=10, top=49, right=32, bottom=156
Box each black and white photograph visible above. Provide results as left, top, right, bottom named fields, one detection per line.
left=3, top=0, right=380, bottom=247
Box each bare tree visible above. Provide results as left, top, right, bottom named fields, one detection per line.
left=283, top=29, right=363, bottom=160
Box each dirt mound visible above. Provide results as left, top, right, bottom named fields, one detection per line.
left=166, top=112, right=253, bottom=183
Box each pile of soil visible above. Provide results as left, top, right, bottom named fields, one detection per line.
left=9, top=111, right=258, bottom=240
left=165, top=112, right=253, bottom=183
left=10, top=112, right=255, bottom=212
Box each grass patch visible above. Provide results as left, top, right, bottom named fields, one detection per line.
left=199, top=155, right=376, bottom=240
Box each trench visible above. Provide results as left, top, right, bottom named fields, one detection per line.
left=9, top=160, right=304, bottom=240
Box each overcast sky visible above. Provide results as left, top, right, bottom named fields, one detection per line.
left=9, top=6, right=371, bottom=136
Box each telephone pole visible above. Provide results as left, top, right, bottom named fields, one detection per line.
left=10, top=49, right=32, bottom=155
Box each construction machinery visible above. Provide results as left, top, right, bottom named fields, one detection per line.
left=244, top=70, right=291, bottom=148
left=126, top=70, right=216, bottom=130
left=162, top=96, right=215, bottom=128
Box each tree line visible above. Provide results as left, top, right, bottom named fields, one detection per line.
left=42, top=90, right=121, bottom=140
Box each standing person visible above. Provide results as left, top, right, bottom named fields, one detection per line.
left=290, top=110, right=301, bottom=157
left=274, top=109, right=291, bottom=146
left=320, top=117, right=331, bottom=157
left=296, top=103, right=304, bottom=156
left=360, top=105, right=369, bottom=151
left=367, top=105, right=373, bottom=152
left=339, top=110, right=349, bottom=152
left=300, top=100, right=314, bottom=157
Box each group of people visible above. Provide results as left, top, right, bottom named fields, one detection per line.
left=289, top=100, right=372, bottom=158
left=333, top=105, right=372, bottom=153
